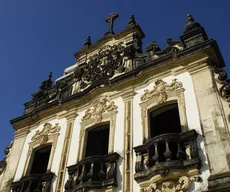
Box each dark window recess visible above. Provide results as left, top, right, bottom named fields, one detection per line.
left=85, top=124, right=110, bottom=157
left=30, top=145, right=52, bottom=174
left=149, top=103, right=181, bottom=138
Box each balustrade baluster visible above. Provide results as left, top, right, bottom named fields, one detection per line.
left=98, top=162, right=106, bottom=180
left=135, top=152, right=143, bottom=172
left=190, top=140, right=198, bottom=159
left=74, top=167, right=80, bottom=184
left=78, top=164, right=87, bottom=183
left=145, top=148, right=153, bottom=167
left=163, top=141, right=172, bottom=161
left=87, top=162, right=94, bottom=181
left=152, top=143, right=159, bottom=164
left=176, top=141, right=186, bottom=160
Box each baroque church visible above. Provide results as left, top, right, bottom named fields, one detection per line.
left=0, top=13, right=230, bottom=192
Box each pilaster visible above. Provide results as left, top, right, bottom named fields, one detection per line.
left=189, top=61, right=230, bottom=190
left=121, top=89, right=134, bottom=192
left=0, top=127, right=29, bottom=192
left=56, top=108, right=77, bottom=192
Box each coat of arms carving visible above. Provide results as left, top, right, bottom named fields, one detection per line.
left=141, top=79, right=183, bottom=104
left=31, top=123, right=61, bottom=145
left=82, top=97, right=117, bottom=123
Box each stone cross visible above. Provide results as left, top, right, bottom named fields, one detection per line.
left=105, top=12, right=119, bottom=34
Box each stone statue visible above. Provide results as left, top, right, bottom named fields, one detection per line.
left=32, top=72, right=53, bottom=103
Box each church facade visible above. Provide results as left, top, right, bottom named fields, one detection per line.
left=0, top=13, right=230, bottom=192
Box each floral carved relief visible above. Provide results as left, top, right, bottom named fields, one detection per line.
left=82, top=97, right=117, bottom=123
left=141, top=79, right=183, bottom=104
left=144, top=176, right=192, bottom=192
left=31, top=122, right=61, bottom=146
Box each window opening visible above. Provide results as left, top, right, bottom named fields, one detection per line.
left=30, top=145, right=52, bottom=174
left=149, top=103, right=181, bottom=161
left=149, top=103, right=181, bottom=138
left=85, top=124, right=110, bottom=157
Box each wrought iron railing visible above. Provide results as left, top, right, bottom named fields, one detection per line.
left=64, top=152, right=119, bottom=192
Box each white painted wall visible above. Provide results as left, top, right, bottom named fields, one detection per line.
left=13, top=117, right=68, bottom=192
left=132, top=72, right=210, bottom=191
left=12, top=72, right=210, bottom=192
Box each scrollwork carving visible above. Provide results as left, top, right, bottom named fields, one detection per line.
left=31, top=123, right=61, bottom=145
left=82, top=97, right=117, bottom=123
left=144, top=176, right=191, bottom=192
left=141, top=79, right=183, bottom=103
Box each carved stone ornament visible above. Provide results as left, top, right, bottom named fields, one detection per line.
left=82, top=97, right=117, bottom=123
left=141, top=79, right=183, bottom=104
left=144, top=176, right=191, bottom=192
left=31, top=123, right=61, bottom=145
left=0, top=141, right=13, bottom=175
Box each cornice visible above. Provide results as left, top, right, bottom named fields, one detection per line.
left=10, top=39, right=223, bottom=129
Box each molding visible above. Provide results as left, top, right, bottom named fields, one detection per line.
left=140, top=79, right=183, bottom=103
left=78, top=96, right=117, bottom=161
left=65, top=108, right=78, bottom=122
left=122, top=99, right=133, bottom=192
left=23, top=122, right=61, bottom=176
left=140, top=79, right=187, bottom=141
left=121, top=88, right=135, bottom=101
left=56, top=118, right=75, bottom=192
left=10, top=39, right=223, bottom=129
left=143, top=176, right=191, bottom=192
left=81, top=97, right=117, bottom=123
left=14, top=127, right=29, bottom=139
left=138, top=169, right=199, bottom=192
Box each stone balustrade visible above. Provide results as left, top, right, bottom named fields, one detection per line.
left=134, top=130, right=200, bottom=181
left=11, top=172, right=54, bottom=192
left=64, top=152, right=120, bottom=192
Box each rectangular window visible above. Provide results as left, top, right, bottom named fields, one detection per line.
left=85, top=124, right=110, bottom=157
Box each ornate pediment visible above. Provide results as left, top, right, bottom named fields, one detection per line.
left=31, top=123, right=60, bottom=145
left=141, top=79, right=183, bottom=103
left=144, top=176, right=192, bottom=192
left=82, top=97, right=117, bottom=123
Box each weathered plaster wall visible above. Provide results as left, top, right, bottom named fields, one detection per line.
left=13, top=117, right=67, bottom=192
left=0, top=131, right=27, bottom=192
left=132, top=72, right=210, bottom=191
left=191, top=66, right=230, bottom=175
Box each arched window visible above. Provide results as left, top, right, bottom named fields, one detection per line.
left=29, top=145, right=52, bottom=174
left=149, top=103, right=181, bottom=138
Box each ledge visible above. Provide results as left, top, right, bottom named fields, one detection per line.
left=10, top=38, right=224, bottom=128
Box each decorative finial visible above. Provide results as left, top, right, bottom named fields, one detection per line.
left=84, top=35, right=91, bottom=48
left=105, top=12, right=119, bottom=35
left=183, top=14, right=201, bottom=34
left=48, top=72, right=52, bottom=80
left=127, top=14, right=136, bottom=28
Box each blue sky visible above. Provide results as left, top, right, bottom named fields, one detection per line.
left=0, top=1, right=230, bottom=159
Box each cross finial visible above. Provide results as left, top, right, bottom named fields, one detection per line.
left=105, top=12, right=119, bottom=35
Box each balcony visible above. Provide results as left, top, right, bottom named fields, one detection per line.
left=64, top=152, right=120, bottom=192
left=134, top=130, right=200, bottom=182
left=11, top=172, right=55, bottom=192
